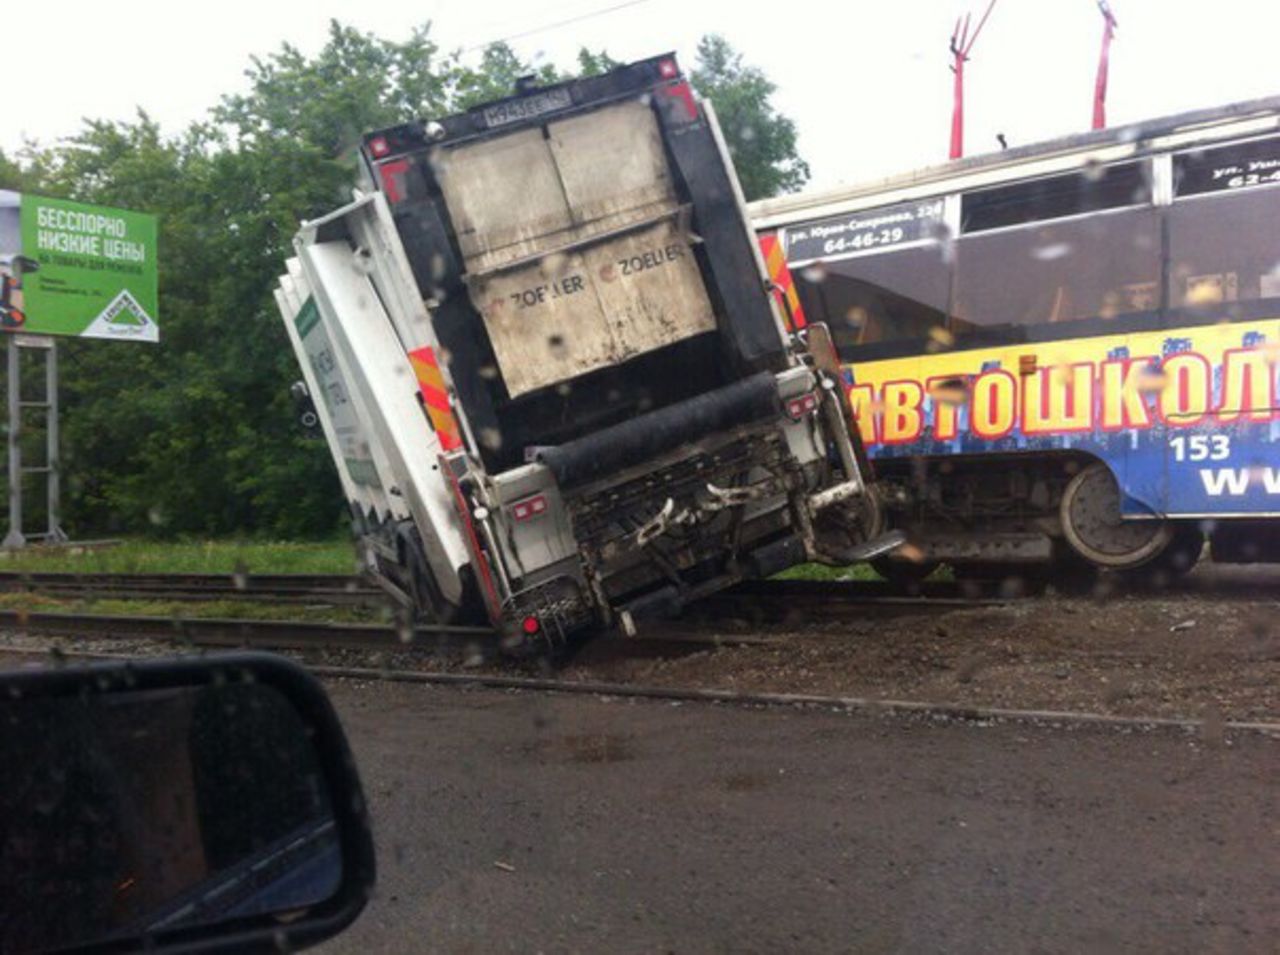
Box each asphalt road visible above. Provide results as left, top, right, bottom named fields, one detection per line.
left=318, top=679, right=1277, bottom=954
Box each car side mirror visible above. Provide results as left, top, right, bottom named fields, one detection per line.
left=0, top=653, right=375, bottom=954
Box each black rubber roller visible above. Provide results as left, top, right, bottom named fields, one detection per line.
left=535, top=372, right=780, bottom=489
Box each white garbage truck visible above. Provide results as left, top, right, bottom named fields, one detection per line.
left=275, top=54, right=899, bottom=651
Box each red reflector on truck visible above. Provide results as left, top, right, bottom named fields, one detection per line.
left=369, top=136, right=391, bottom=158
left=511, top=495, right=548, bottom=522
left=786, top=393, right=819, bottom=420
left=658, top=58, right=679, bottom=79
left=522, top=615, right=541, bottom=635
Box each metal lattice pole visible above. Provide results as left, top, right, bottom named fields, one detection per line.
left=3, top=339, right=23, bottom=548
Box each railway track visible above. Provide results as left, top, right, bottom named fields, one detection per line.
left=9, top=644, right=1275, bottom=737
left=0, top=607, right=780, bottom=659
left=695, top=576, right=1024, bottom=624
left=1, top=568, right=1264, bottom=618
left=0, top=609, right=488, bottom=653
left=0, top=572, right=1020, bottom=664
left=0, top=570, right=1273, bottom=734
left=0, top=571, right=385, bottom=605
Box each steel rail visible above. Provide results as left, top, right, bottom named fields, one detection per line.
left=305, top=664, right=1280, bottom=735
left=16, top=646, right=1278, bottom=737
left=0, top=610, right=492, bottom=654
left=0, top=571, right=369, bottom=589
left=724, top=578, right=1024, bottom=602
left=0, top=610, right=776, bottom=656
left=0, top=572, right=383, bottom=605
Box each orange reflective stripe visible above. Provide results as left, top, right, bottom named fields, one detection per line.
left=758, top=233, right=806, bottom=330
left=407, top=346, right=462, bottom=451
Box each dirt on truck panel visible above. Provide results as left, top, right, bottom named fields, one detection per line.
left=436, top=99, right=718, bottom=397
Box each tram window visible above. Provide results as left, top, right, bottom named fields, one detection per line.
left=961, top=161, right=1150, bottom=233
left=1167, top=183, right=1280, bottom=309
left=952, top=207, right=1160, bottom=333
left=1173, top=135, right=1280, bottom=197
left=793, top=245, right=951, bottom=349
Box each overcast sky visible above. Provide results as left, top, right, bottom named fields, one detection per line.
left=6, top=1, right=1278, bottom=191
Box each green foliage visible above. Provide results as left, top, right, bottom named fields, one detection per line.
left=575, top=48, right=622, bottom=78
left=450, top=43, right=560, bottom=110
left=690, top=35, right=810, bottom=201
left=1, top=23, right=809, bottom=540
left=215, top=21, right=451, bottom=158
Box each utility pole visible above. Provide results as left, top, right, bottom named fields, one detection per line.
left=949, top=1, right=998, bottom=160
left=1093, top=1, right=1119, bottom=129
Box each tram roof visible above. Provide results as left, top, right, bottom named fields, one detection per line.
left=749, top=93, right=1280, bottom=229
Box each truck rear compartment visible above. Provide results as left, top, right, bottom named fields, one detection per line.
left=376, top=64, right=788, bottom=475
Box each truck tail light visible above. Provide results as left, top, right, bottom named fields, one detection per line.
left=368, top=135, right=391, bottom=158
left=786, top=393, right=819, bottom=421
left=377, top=158, right=410, bottom=203
left=660, top=81, right=698, bottom=121
left=511, top=494, right=548, bottom=522
left=658, top=58, right=679, bottom=79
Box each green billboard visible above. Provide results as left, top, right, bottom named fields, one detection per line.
left=0, top=190, right=158, bottom=342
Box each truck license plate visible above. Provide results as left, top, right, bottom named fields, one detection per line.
left=482, top=88, right=573, bottom=128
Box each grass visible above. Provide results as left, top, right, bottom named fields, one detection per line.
left=0, top=538, right=360, bottom=576
left=774, top=562, right=882, bottom=582
left=774, top=561, right=953, bottom=583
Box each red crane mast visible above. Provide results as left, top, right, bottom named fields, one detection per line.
left=1093, top=1, right=1119, bottom=129
left=949, top=0, right=998, bottom=160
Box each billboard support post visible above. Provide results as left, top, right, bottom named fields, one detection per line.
left=3, top=336, right=66, bottom=548
left=3, top=340, right=22, bottom=549
left=45, top=340, right=64, bottom=543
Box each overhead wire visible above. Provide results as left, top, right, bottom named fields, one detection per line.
left=460, top=0, right=657, bottom=53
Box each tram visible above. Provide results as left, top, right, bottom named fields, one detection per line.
left=751, top=96, right=1280, bottom=580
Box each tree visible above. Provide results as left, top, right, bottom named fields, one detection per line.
left=0, top=22, right=565, bottom=539
left=575, top=48, right=621, bottom=78
left=450, top=43, right=559, bottom=110
left=215, top=20, right=452, bottom=157
left=0, top=24, right=810, bottom=540
left=690, top=35, right=810, bottom=201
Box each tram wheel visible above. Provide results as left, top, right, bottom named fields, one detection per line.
left=1059, top=462, right=1174, bottom=569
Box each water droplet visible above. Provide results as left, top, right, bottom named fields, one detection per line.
left=801, top=263, right=828, bottom=284
left=843, top=306, right=867, bottom=328
left=1031, top=242, right=1072, bottom=262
